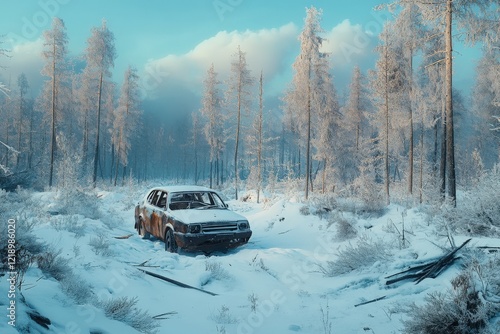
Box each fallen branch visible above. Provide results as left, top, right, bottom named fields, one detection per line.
left=138, top=268, right=218, bottom=296
left=354, top=295, right=387, bottom=307
left=152, top=311, right=178, bottom=320
left=386, top=238, right=471, bottom=285
left=114, top=234, right=134, bottom=239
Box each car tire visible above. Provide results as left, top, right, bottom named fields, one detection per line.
left=165, top=229, right=178, bottom=253
left=138, top=219, right=150, bottom=239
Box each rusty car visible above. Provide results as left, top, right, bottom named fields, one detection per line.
left=134, top=185, right=252, bottom=253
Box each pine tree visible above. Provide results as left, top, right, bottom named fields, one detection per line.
left=369, top=22, right=407, bottom=205
left=41, top=17, right=69, bottom=187
left=112, top=66, right=141, bottom=186
left=409, top=0, right=500, bottom=205
left=226, top=46, right=253, bottom=199
left=83, top=19, right=116, bottom=187
left=283, top=6, right=327, bottom=199
left=15, top=73, right=29, bottom=169
left=200, top=64, right=224, bottom=188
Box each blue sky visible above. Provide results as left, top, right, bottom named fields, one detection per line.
left=0, top=0, right=481, bottom=103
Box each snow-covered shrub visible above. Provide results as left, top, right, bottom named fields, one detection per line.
left=440, top=169, right=500, bottom=236
left=309, top=194, right=337, bottom=216
left=299, top=205, right=311, bottom=215
left=350, top=172, right=386, bottom=215
left=201, top=261, right=230, bottom=286
left=61, top=274, right=92, bottom=304
left=57, top=187, right=100, bottom=219
left=402, top=255, right=500, bottom=334
left=211, top=305, right=237, bottom=324
left=36, top=249, right=72, bottom=281
left=101, top=296, right=159, bottom=334
left=331, top=214, right=357, bottom=240
left=89, top=235, right=114, bottom=256
left=320, top=234, right=392, bottom=276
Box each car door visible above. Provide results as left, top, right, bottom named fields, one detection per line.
left=143, top=190, right=161, bottom=237
left=150, top=191, right=168, bottom=238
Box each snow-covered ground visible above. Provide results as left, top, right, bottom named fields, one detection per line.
left=1, top=186, right=498, bottom=334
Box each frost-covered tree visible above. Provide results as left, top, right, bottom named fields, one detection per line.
left=226, top=46, right=253, bottom=199
left=283, top=6, right=328, bottom=199
left=340, top=66, right=371, bottom=185
left=392, top=2, right=426, bottom=195
left=406, top=0, right=500, bottom=204
left=472, top=49, right=500, bottom=167
left=311, top=52, right=339, bottom=194
left=83, top=20, right=116, bottom=187
left=112, top=66, right=141, bottom=186
left=15, top=73, right=29, bottom=168
left=369, top=22, right=408, bottom=205
left=0, top=37, right=8, bottom=97
left=200, top=63, right=224, bottom=188
left=41, top=17, right=69, bottom=187
left=246, top=71, right=266, bottom=202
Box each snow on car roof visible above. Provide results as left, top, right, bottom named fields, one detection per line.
left=149, top=185, right=214, bottom=193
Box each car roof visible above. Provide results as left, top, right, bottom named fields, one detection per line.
left=147, top=185, right=215, bottom=194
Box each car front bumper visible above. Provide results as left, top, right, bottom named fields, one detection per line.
left=174, top=230, right=252, bottom=252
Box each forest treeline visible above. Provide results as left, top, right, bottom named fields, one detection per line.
left=1, top=1, right=499, bottom=207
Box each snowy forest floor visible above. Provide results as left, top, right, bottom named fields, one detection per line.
left=1, top=183, right=499, bottom=334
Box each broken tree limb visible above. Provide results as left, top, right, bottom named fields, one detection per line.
left=114, top=234, right=134, bottom=239
left=354, top=295, right=387, bottom=307
left=386, top=238, right=472, bottom=285
left=138, top=268, right=218, bottom=296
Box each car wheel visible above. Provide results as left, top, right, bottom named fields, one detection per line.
left=138, top=219, right=150, bottom=239
left=165, top=229, right=178, bottom=253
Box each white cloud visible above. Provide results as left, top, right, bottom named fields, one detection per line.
left=0, top=38, right=45, bottom=96
left=322, top=19, right=376, bottom=68
left=141, top=23, right=299, bottom=97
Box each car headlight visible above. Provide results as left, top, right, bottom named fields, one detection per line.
left=189, top=224, right=201, bottom=233
left=238, top=221, right=249, bottom=230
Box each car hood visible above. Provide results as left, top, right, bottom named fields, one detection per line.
left=170, top=208, right=247, bottom=224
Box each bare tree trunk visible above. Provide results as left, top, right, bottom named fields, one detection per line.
left=440, top=105, right=446, bottom=199
left=257, top=71, right=264, bottom=203
left=28, top=102, right=33, bottom=169
left=445, top=0, right=456, bottom=205
left=234, top=65, right=242, bottom=200
left=49, top=40, right=56, bottom=188
left=305, top=62, right=312, bottom=200
left=16, top=90, right=23, bottom=168
left=384, top=43, right=390, bottom=205
left=408, top=48, right=414, bottom=195
left=92, top=71, right=104, bottom=187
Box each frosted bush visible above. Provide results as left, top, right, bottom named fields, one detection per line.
left=402, top=255, right=500, bottom=334
left=333, top=215, right=358, bottom=240
left=89, top=235, right=114, bottom=256
left=36, top=249, right=72, bottom=281
left=320, top=234, right=392, bottom=276
left=101, top=296, right=159, bottom=334
left=58, top=187, right=100, bottom=219
left=439, top=170, right=500, bottom=236
left=201, top=261, right=230, bottom=286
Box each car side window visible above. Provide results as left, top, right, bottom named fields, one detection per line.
left=157, top=191, right=168, bottom=209
left=149, top=190, right=160, bottom=206
left=147, top=190, right=157, bottom=204
left=211, top=192, right=225, bottom=208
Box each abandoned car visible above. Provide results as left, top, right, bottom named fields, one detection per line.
left=134, top=186, right=252, bottom=253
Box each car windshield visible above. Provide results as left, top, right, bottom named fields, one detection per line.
left=168, top=191, right=226, bottom=210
